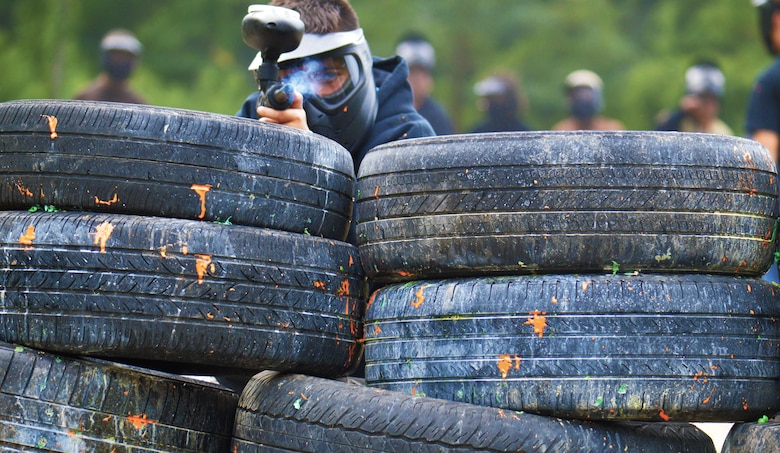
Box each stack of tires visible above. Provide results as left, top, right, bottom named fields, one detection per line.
left=0, top=100, right=365, bottom=451
left=2, top=100, right=776, bottom=451
left=352, top=132, right=780, bottom=451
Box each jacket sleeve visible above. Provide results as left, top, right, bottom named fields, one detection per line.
left=236, top=91, right=261, bottom=119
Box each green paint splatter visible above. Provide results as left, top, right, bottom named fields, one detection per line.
left=293, top=398, right=302, bottom=410
left=28, top=205, right=63, bottom=213
left=456, top=390, right=464, bottom=399
left=611, top=261, right=620, bottom=275
left=758, top=415, right=770, bottom=424
left=617, top=384, right=628, bottom=395
left=14, top=346, right=23, bottom=353
left=594, top=396, right=604, bottom=407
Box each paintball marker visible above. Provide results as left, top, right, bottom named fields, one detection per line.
left=241, top=5, right=305, bottom=110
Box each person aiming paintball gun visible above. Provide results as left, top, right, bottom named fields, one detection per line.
left=237, top=0, right=434, bottom=172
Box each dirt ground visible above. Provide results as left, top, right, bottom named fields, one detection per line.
left=695, top=423, right=733, bottom=453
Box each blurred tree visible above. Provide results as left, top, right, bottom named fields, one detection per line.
left=0, top=0, right=769, bottom=132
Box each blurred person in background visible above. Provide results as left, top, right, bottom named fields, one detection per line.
left=395, top=32, right=454, bottom=135
left=747, top=0, right=780, bottom=284
left=74, top=29, right=146, bottom=104
left=748, top=0, right=780, bottom=165
left=469, top=72, right=531, bottom=133
left=552, top=69, right=624, bottom=131
left=655, top=61, right=732, bottom=135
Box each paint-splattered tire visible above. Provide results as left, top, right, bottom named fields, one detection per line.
left=722, top=421, right=780, bottom=452
left=0, top=341, right=237, bottom=452
left=364, top=274, right=780, bottom=422
left=0, top=211, right=365, bottom=376
left=356, top=132, right=778, bottom=281
left=0, top=99, right=354, bottom=240
left=231, top=371, right=716, bottom=452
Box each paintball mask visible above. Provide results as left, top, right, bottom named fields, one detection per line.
left=248, top=26, right=377, bottom=153
left=100, top=30, right=142, bottom=80
left=565, top=70, right=604, bottom=121
left=755, top=0, right=780, bottom=54
left=685, top=63, right=725, bottom=98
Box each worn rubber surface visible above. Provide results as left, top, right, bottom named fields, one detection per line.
left=722, top=421, right=780, bottom=452
left=356, top=132, right=779, bottom=281
left=0, top=211, right=365, bottom=376
left=0, top=99, right=354, bottom=240
left=364, top=274, right=780, bottom=422
left=231, top=372, right=715, bottom=452
left=0, top=341, right=237, bottom=452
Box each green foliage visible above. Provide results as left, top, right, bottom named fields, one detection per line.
left=0, top=0, right=771, bottom=134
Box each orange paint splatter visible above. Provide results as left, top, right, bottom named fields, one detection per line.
left=126, top=413, right=157, bottom=430
left=581, top=281, right=591, bottom=291
left=91, top=221, right=115, bottom=253
left=397, top=270, right=414, bottom=277
left=40, top=114, right=58, bottom=139
left=497, top=354, right=513, bottom=379
left=94, top=193, right=119, bottom=206
left=190, top=184, right=212, bottom=219
left=15, top=181, right=33, bottom=197
left=373, top=325, right=382, bottom=335
left=410, top=286, right=425, bottom=309
left=702, top=395, right=711, bottom=404
left=313, top=280, right=326, bottom=290
left=514, top=355, right=522, bottom=370
left=194, top=254, right=214, bottom=284
left=337, top=279, right=350, bottom=296
left=348, top=254, right=354, bottom=267
left=365, top=291, right=377, bottom=313
left=658, top=409, right=670, bottom=421
left=524, top=310, right=548, bottom=338
left=19, top=225, right=35, bottom=246
left=374, top=185, right=380, bottom=199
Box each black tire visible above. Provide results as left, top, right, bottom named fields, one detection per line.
left=722, top=421, right=780, bottom=452
left=231, top=372, right=716, bottom=453
left=0, top=211, right=365, bottom=376
left=0, top=99, right=354, bottom=240
left=356, top=132, right=778, bottom=281
left=364, top=274, right=780, bottom=422
left=0, top=341, right=237, bottom=452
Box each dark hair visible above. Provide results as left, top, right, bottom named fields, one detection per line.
left=270, top=0, right=359, bottom=33
left=397, top=30, right=430, bottom=45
